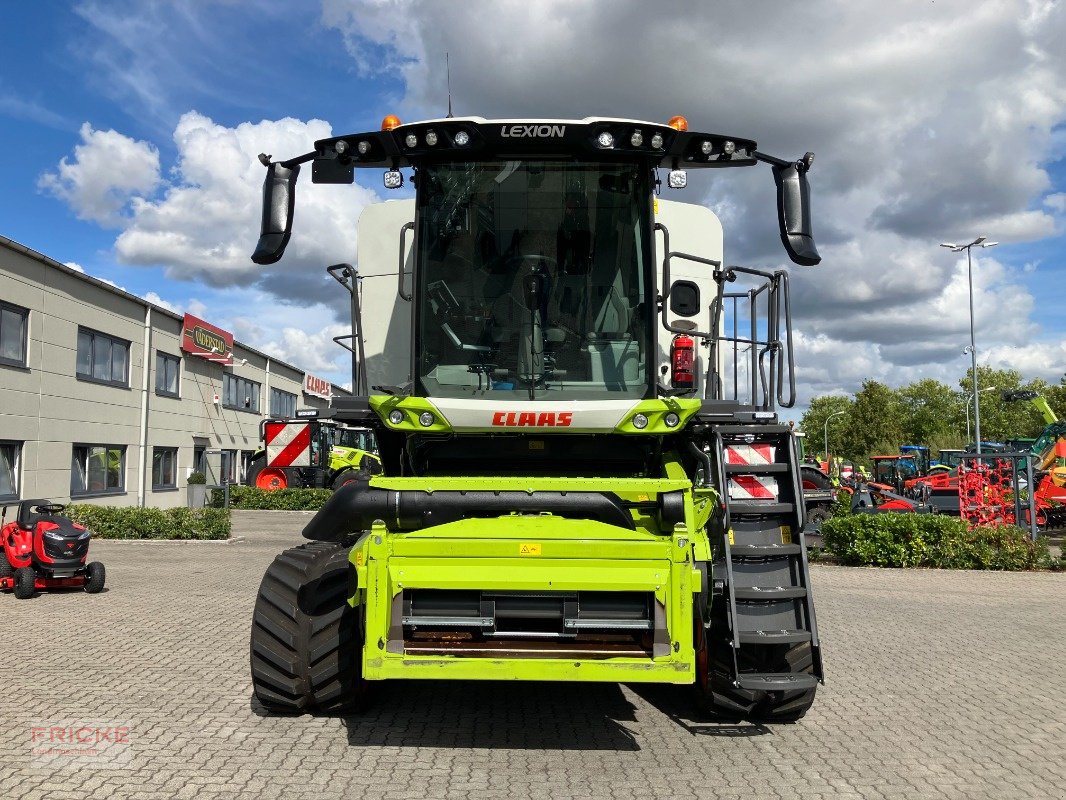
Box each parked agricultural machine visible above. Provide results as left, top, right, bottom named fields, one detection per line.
left=247, top=113, right=825, bottom=720
left=245, top=412, right=381, bottom=490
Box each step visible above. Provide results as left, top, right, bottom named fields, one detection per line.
left=736, top=672, right=819, bottom=692
left=733, top=586, right=807, bottom=601
left=728, top=502, right=795, bottom=516
left=725, top=463, right=790, bottom=475
left=730, top=543, right=802, bottom=558
left=737, top=629, right=812, bottom=645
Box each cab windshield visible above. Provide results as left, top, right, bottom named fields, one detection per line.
left=415, top=160, right=651, bottom=400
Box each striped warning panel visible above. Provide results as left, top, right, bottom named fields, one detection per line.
left=728, top=474, right=780, bottom=501
left=265, top=421, right=312, bottom=467
left=725, top=444, right=776, bottom=466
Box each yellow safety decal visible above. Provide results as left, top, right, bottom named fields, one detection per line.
left=727, top=529, right=735, bottom=545
left=780, top=526, right=792, bottom=544
left=519, top=543, right=542, bottom=556
left=653, top=198, right=659, bottom=215
left=528, top=440, right=545, bottom=450
left=355, top=551, right=364, bottom=566
left=637, top=493, right=650, bottom=502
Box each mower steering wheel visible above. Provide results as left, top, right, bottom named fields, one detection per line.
left=35, top=503, right=65, bottom=515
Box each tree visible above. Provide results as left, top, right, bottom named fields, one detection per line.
left=799, top=395, right=854, bottom=460
left=898, top=379, right=963, bottom=448
left=850, top=381, right=905, bottom=457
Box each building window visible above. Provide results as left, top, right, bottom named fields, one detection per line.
left=222, top=449, right=238, bottom=484
left=76, top=327, right=129, bottom=387
left=0, top=301, right=29, bottom=368
left=152, top=447, right=177, bottom=490
left=270, top=388, right=297, bottom=418
left=223, top=373, right=260, bottom=413
left=0, top=441, right=20, bottom=502
left=155, top=351, right=180, bottom=397
left=71, top=444, right=126, bottom=496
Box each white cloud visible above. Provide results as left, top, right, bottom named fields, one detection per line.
left=38, top=123, right=161, bottom=226
left=41, top=0, right=1066, bottom=408
left=318, top=0, right=1066, bottom=405
left=143, top=291, right=180, bottom=314
left=63, top=261, right=85, bottom=273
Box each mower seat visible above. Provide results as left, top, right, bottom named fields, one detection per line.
left=17, top=499, right=52, bottom=530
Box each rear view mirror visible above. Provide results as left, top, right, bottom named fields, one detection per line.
left=251, top=161, right=300, bottom=265
left=669, top=280, right=701, bottom=317
left=772, top=155, right=820, bottom=266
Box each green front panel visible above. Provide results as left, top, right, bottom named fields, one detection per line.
left=352, top=515, right=702, bottom=685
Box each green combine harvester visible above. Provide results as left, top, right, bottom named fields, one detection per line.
left=247, top=112, right=824, bottom=721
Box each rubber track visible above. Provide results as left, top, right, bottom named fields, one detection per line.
left=250, top=542, right=361, bottom=713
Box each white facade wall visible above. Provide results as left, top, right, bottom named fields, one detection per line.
left=0, top=236, right=346, bottom=509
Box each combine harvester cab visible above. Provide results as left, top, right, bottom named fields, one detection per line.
left=247, top=114, right=825, bottom=721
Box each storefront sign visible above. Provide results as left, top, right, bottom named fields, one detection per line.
left=303, top=373, right=332, bottom=399
left=180, top=314, right=234, bottom=364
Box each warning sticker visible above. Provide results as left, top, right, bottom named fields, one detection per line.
left=519, top=543, right=542, bottom=556
left=727, top=529, right=735, bottom=545
left=780, top=526, right=792, bottom=544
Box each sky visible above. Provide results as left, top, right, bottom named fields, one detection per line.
left=1, top=0, right=1064, bottom=412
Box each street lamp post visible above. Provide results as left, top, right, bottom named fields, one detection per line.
left=962, top=386, right=997, bottom=443
left=824, top=410, right=846, bottom=471
left=940, top=237, right=998, bottom=454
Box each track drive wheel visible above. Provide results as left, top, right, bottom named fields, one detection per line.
left=250, top=542, right=365, bottom=714
left=85, top=562, right=106, bottom=593
left=13, top=566, right=36, bottom=599
left=692, top=616, right=817, bottom=723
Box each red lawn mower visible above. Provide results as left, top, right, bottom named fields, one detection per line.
left=1, top=499, right=105, bottom=599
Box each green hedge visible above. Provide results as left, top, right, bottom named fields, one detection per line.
left=210, top=485, right=332, bottom=511
left=821, top=513, right=1052, bottom=570
left=65, top=505, right=231, bottom=540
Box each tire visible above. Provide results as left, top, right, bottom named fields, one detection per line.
left=245, top=454, right=266, bottom=486
left=801, top=465, right=833, bottom=491
left=805, top=506, right=831, bottom=528
left=693, top=613, right=818, bottom=723
left=14, top=566, right=36, bottom=599
left=331, top=468, right=370, bottom=491
left=84, top=562, right=106, bottom=593
left=0, top=559, right=13, bottom=582
left=250, top=542, right=364, bottom=714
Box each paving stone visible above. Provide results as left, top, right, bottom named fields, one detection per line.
left=0, top=511, right=1062, bottom=799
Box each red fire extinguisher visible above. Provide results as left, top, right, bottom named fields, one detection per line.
left=671, top=334, right=694, bottom=390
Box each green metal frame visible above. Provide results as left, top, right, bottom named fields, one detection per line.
left=348, top=460, right=718, bottom=684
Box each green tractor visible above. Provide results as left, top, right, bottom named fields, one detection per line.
left=245, top=412, right=381, bottom=490
left=246, top=112, right=824, bottom=720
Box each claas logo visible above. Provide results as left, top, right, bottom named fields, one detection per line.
left=492, top=411, right=573, bottom=427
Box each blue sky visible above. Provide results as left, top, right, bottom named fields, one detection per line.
left=1, top=0, right=1064, bottom=398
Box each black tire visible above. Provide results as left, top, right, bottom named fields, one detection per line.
left=250, top=542, right=364, bottom=714
left=806, top=506, right=830, bottom=526
left=331, top=468, right=370, bottom=491
left=800, top=465, right=833, bottom=491
left=14, top=566, right=36, bottom=599
left=0, top=559, right=13, bottom=583
left=693, top=614, right=817, bottom=723
left=84, top=562, right=106, bottom=593
left=244, top=454, right=266, bottom=487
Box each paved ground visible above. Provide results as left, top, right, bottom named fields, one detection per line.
left=1, top=511, right=1063, bottom=800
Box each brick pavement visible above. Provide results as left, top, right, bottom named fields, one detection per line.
left=1, top=510, right=1063, bottom=799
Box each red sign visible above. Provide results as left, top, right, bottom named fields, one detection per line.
left=180, top=314, right=234, bottom=364
left=303, top=373, right=332, bottom=399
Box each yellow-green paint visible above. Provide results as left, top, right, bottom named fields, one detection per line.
left=613, top=398, right=702, bottom=434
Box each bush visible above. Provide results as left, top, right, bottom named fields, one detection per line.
left=210, top=485, right=333, bottom=511
left=65, top=505, right=231, bottom=540
left=187, top=472, right=206, bottom=485
left=821, top=513, right=1053, bottom=570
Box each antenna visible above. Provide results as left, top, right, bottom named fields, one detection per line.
left=446, top=52, right=453, bottom=118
